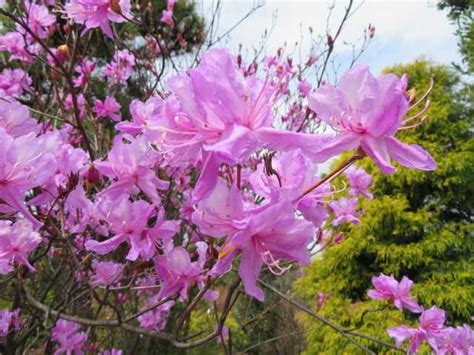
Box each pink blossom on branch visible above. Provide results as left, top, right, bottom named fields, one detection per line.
left=160, top=9, right=174, bottom=26
left=138, top=300, right=175, bottom=331
left=368, top=274, right=423, bottom=313
left=102, top=49, right=135, bottom=85
left=51, top=319, right=88, bottom=354
left=0, top=309, right=20, bottom=337
left=18, top=1, right=55, bottom=40
left=73, top=58, right=97, bottom=88
left=64, top=0, right=132, bottom=38
left=434, top=325, right=474, bottom=354
left=0, top=128, right=58, bottom=228
left=90, top=260, right=124, bottom=286
left=0, top=32, right=42, bottom=63
left=195, top=181, right=314, bottom=301
left=388, top=306, right=446, bottom=353
left=307, top=66, right=436, bottom=174
left=0, top=68, right=32, bottom=100
left=147, top=48, right=277, bottom=200
left=0, top=100, right=39, bottom=137
left=94, top=135, right=169, bottom=202
left=0, top=220, right=41, bottom=274
left=328, top=197, right=360, bottom=226
left=94, top=96, right=121, bottom=122
left=345, top=166, right=373, bottom=199
left=248, top=149, right=329, bottom=227
left=154, top=246, right=203, bottom=301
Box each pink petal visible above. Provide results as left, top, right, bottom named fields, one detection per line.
left=205, top=124, right=259, bottom=164
left=239, top=247, right=265, bottom=301
left=361, top=136, right=396, bottom=174
left=385, top=136, right=436, bottom=171
left=193, top=152, right=220, bottom=202
left=85, top=234, right=126, bottom=255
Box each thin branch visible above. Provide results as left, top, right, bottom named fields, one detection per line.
left=258, top=279, right=403, bottom=354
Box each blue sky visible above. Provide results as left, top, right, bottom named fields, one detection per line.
left=199, top=0, right=460, bottom=76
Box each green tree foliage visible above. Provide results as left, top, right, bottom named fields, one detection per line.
left=294, top=60, right=474, bottom=354
left=438, top=0, right=473, bottom=73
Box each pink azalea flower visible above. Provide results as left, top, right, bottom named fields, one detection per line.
left=90, top=260, right=124, bottom=286
left=85, top=197, right=154, bottom=260
left=51, top=320, right=88, bottom=354
left=73, top=58, right=97, bottom=87
left=64, top=186, right=102, bottom=234
left=94, top=96, right=121, bottom=122
left=160, top=9, right=174, bottom=26
left=229, top=200, right=314, bottom=301
left=0, top=309, right=20, bottom=336
left=316, top=292, right=330, bottom=310
left=18, top=1, right=55, bottom=39
left=0, top=220, right=41, bottom=274
left=307, top=65, right=436, bottom=174
left=345, top=166, right=373, bottom=199
left=0, top=100, right=39, bottom=137
left=192, top=179, right=249, bottom=237
left=388, top=306, right=446, bottom=353
left=147, top=48, right=276, bottom=200
left=249, top=149, right=329, bottom=226
left=138, top=300, right=174, bottom=331
left=298, top=79, right=312, bottom=97
left=328, top=197, right=360, bottom=226
left=94, top=135, right=169, bottom=202
left=0, top=32, right=42, bottom=63
left=116, top=97, right=163, bottom=136
left=0, top=68, right=32, bottom=100
left=0, top=129, right=58, bottom=228
left=102, top=49, right=135, bottom=85
left=64, top=93, right=87, bottom=119
left=154, top=246, right=203, bottom=300
left=368, top=274, right=423, bottom=313
left=167, top=0, right=177, bottom=10
left=249, top=149, right=315, bottom=199
left=435, top=325, right=474, bottom=355
left=196, top=182, right=314, bottom=301
left=85, top=197, right=179, bottom=260
left=64, top=0, right=132, bottom=38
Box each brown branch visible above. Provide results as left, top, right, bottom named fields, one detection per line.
left=294, top=151, right=363, bottom=202
left=258, top=279, right=402, bottom=353
left=23, top=280, right=239, bottom=350
left=317, top=0, right=354, bottom=87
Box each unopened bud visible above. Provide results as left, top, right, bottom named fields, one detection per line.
left=57, top=44, right=70, bottom=61
left=369, top=25, right=375, bottom=38
left=109, top=0, right=122, bottom=14
left=86, top=165, right=101, bottom=184
left=327, top=35, right=334, bottom=51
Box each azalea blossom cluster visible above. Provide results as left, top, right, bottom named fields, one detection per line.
left=0, top=1, right=467, bottom=353
left=369, top=275, right=474, bottom=353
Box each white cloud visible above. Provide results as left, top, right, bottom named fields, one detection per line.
left=199, top=0, right=460, bottom=72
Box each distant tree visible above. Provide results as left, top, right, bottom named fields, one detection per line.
left=294, top=60, right=474, bottom=353
left=438, top=0, right=473, bottom=73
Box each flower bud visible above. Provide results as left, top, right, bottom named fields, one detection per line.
left=86, top=165, right=101, bottom=184
left=109, top=0, right=122, bottom=15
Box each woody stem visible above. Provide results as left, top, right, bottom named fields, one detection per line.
left=294, top=152, right=363, bottom=202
